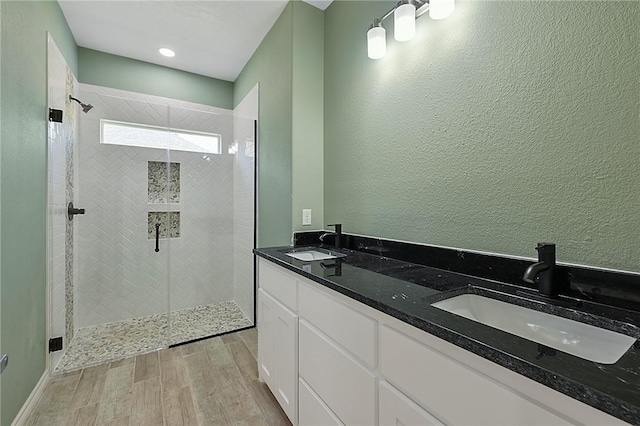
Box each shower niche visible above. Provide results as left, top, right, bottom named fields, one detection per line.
left=48, top=81, right=259, bottom=372
left=148, top=160, right=180, bottom=204
left=148, top=161, right=181, bottom=239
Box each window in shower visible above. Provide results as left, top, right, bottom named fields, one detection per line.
left=100, top=119, right=222, bottom=154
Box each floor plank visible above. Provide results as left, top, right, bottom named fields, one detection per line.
left=96, top=416, right=130, bottom=426
left=96, top=363, right=134, bottom=424
left=130, top=376, right=163, bottom=426
left=236, top=414, right=269, bottom=426
left=133, top=351, right=159, bottom=383
left=109, top=357, right=134, bottom=369
left=228, top=340, right=259, bottom=383
left=69, top=364, right=109, bottom=410
left=24, top=374, right=81, bottom=426
left=213, top=371, right=262, bottom=423
left=159, top=346, right=190, bottom=392
left=183, top=350, right=217, bottom=399
left=66, top=403, right=99, bottom=426
left=204, top=336, right=234, bottom=367
left=238, top=328, right=259, bottom=360
left=180, top=339, right=207, bottom=356
left=191, top=394, right=228, bottom=425
left=221, top=332, right=240, bottom=344
left=163, top=386, right=199, bottom=426
left=246, top=380, right=292, bottom=426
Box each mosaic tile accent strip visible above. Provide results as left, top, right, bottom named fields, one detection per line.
left=64, top=66, right=76, bottom=343
left=148, top=161, right=180, bottom=203
left=148, top=211, right=180, bottom=239
left=54, top=301, right=252, bottom=372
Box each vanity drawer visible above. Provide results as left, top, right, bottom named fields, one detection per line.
left=379, top=380, right=443, bottom=426
left=299, top=282, right=376, bottom=368
left=299, top=378, right=343, bottom=426
left=380, top=325, right=571, bottom=425
left=299, top=320, right=376, bottom=425
left=258, top=258, right=297, bottom=311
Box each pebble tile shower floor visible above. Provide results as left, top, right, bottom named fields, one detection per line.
left=56, top=301, right=252, bottom=372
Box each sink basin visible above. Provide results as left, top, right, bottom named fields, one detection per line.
left=431, top=294, right=636, bottom=364
left=284, top=249, right=345, bottom=262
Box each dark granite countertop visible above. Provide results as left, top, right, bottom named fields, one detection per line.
left=255, top=244, right=640, bottom=424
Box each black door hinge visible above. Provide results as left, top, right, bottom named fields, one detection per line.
left=49, top=108, right=63, bottom=123
left=49, top=337, right=63, bottom=352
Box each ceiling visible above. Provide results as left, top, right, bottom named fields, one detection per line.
left=58, top=0, right=332, bottom=83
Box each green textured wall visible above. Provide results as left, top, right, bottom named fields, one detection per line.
left=235, top=3, right=293, bottom=247
left=292, top=1, right=324, bottom=232
left=324, top=1, right=640, bottom=271
left=79, top=47, right=234, bottom=109
left=0, top=1, right=78, bottom=424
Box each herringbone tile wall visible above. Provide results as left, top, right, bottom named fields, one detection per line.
left=75, top=84, right=243, bottom=329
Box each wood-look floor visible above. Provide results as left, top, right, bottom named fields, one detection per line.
left=24, top=328, right=291, bottom=426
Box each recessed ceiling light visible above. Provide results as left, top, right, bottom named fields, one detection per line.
left=159, top=48, right=175, bottom=57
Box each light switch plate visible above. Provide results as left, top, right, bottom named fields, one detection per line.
left=302, top=209, right=312, bottom=226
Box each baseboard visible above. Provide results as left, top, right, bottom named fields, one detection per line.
left=11, top=370, right=50, bottom=426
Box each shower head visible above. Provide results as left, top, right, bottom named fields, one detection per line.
left=69, top=95, right=93, bottom=113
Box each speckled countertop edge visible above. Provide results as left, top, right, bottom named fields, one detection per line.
left=255, top=246, right=640, bottom=425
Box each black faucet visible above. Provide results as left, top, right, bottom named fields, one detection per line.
left=320, top=223, right=342, bottom=249
left=523, top=243, right=561, bottom=298
left=320, top=258, right=343, bottom=277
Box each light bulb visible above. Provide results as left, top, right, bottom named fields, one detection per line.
left=394, top=2, right=416, bottom=42
left=367, top=23, right=386, bottom=59
left=158, top=48, right=175, bottom=57
left=429, top=0, right=455, bottom=20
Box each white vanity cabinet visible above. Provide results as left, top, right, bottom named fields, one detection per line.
left=257, top=260, right=299, bottom=424
left=257, top=257, right=628, bottom=426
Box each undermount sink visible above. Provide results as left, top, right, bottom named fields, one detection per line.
left=432, top=294, right=636, bottom=364
left=284, top=248, right=346, bottom=262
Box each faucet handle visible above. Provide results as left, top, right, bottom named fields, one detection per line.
left=327, top=223, right=342, bottom=232
left=535, top=242, right=556, bottom=265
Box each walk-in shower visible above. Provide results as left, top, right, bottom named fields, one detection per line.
left=47, top=38, right=258, bottom=372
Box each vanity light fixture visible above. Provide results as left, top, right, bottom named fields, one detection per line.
left=158, top=47, right=176, bottom=57
left=394, top=1, right=416, bottom=42
left=367, top=19, right=387, bottom=60
left=366, top=0, right=455, bottom=59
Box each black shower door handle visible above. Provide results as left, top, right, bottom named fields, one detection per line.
left=155, top=223, right=160, bottom=253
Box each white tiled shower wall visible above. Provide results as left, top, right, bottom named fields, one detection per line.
left=75, top=84, right=254, bottom=328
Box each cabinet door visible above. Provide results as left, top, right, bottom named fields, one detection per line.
left=274, top=299, right=298, bottom=424
left=258, top=289, right=275, bottom=387
left=258, top=288, right=298, bottom=425
left=379, top=381, right=443, bottom=426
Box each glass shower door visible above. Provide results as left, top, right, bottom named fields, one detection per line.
left=166, top=103, right=255, bottom=346
left=51, top=88, right=173, bottom=372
